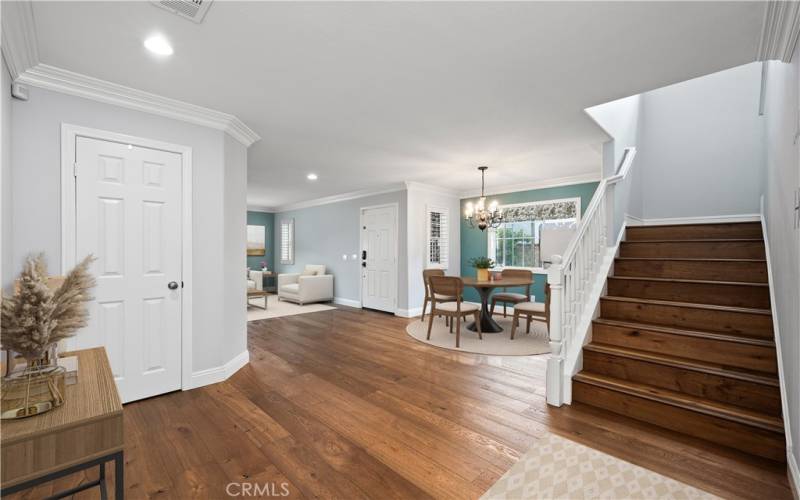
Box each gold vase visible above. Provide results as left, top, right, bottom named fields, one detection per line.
left=1, top=357, right=66, bottom=419
left=477, top=268, right=490, bottom=281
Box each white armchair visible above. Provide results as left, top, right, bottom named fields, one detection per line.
left=247, top=270, right=263, bottom=290
left=278, top=265, right=334, bottom=305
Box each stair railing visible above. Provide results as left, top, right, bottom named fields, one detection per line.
left=546, top=147, right=637, bottom=406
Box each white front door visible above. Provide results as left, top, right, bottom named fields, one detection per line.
left=361, top=204, right=397, bottom=313
left=74, top=136, right=182, bottom=403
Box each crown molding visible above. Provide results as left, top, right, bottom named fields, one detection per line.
left=16, top=64, right=260, bottom=146
left=271, top=183, right=407, bottom=213
left=458, top=172, right=601, bottom=199
left=758, top=1, right=800, bottom=63
left=246, top=205, right=277, bottom=213
left=1, top=0, right=39, bottom=79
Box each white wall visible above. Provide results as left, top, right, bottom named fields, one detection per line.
left=8, top=84, right=246, bottom=375
left=223, top=134, right=248, bottom=362
left=763, top=56, right=800, bottom=476
left=638, top=63, right=764, bottom=219
left=405, top=183, right=461, bottom=315
left=271, top=183, right=460, bottom=316
left=274, top=191, right=408, bottom=309
left=586, top=94, right=643, bottom=177
left=1, top=58, right=11, bottom=291
left=585, top=94, right=644, bottom=237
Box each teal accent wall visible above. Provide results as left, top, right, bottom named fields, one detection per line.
left=247, top=211, right=275, bottom=271
left=460, top=182, right=599, bottom=303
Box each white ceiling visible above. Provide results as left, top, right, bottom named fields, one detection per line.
left=27, top=1, right=766, bottom=208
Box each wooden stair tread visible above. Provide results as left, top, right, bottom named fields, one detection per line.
left=601, top=296, right=772, bottom=315
left=622, top=238, right=763, bottom=243
left=606, top=276, right=769, bottom=288
left=616, top=257, right=766, bottom=263
left=572, top=372, right=784, bottom=433
left=583, top=343, right=779, bottom=386
left=629, top=222, right=760, bottom=229
left=592, top=318, right=775, bottom=347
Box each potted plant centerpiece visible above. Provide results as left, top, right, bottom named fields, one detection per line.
left=1, top=254, right=95, bottom=419
left=469, top=256, right=495, bottom=282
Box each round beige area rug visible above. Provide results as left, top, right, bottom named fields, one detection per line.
left=406, top=315, right=550, bottom=356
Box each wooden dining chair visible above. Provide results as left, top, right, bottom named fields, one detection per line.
left=421, top=269, right=457, bottom=324
left=427, top=276, right=482, bottom=348
left=490, top=269, right=533, bottom=317
left=510, top=284, right=551, bottom=340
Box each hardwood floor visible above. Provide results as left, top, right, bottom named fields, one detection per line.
left=6, top=306, right=792, bottom=499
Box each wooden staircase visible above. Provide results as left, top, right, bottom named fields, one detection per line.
left=573, top=221, right=786, bottom=462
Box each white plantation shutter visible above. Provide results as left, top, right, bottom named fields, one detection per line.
left=426, top=206, right=449, bottom=269
left=280, top=219, right=294, bottom=265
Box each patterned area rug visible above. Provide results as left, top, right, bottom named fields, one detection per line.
left=406, top=315, right=550, bottom=355
left=482, top=433, right=718, bottom=499
left=247, top=295, right=335, bottom=321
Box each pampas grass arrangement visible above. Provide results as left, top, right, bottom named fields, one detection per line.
left=1, top=254, right=96, bottom=361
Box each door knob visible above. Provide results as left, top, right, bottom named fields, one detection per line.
left=168, top=281, right=179, bottom=290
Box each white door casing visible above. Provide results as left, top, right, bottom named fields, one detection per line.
left=360, top=204, right=398, bottom=313
left=63, top=125, right=192, bottom=403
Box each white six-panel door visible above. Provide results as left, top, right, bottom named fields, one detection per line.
left=75, top=136, right=182, bottom=403
left=361, top=204, right=398, bottom=313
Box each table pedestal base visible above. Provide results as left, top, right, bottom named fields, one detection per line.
left=466, top=286, right=504, bottom=333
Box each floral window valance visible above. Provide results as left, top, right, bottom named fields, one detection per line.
left=500, top=200, right=577, bottom=222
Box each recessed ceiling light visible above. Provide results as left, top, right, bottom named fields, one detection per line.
left=307, top=173, right=318, bottom=180
left=144, top=35, right=173, bottom=56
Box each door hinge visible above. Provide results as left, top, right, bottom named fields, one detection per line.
left=794, top=188, right=800, bottom=230
left=73, top=162, right=78, bottom=178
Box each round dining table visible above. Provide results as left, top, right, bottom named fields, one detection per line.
left=461, top=276, right=534, bottom=333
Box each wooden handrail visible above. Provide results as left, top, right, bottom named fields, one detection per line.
left=557, top=147, right=636, bottom=266
left=606, top=147, right=637, bottom=185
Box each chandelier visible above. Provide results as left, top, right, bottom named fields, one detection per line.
left=464, top=166, right=503, bottom=231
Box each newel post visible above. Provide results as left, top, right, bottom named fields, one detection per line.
left=546, top=255, right=564, bottom=406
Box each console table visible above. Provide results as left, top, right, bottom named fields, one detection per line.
left=1, top=347, right=124, bottom=499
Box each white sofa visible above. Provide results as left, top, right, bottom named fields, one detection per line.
left=278, top=265, right=334, bottom=305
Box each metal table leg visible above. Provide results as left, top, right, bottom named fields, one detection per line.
left=115, top=450, right=125, bottom=500
left=3, top=450, right=123, bottom=500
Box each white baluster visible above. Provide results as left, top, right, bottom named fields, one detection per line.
left=605, top=182, right=616, bottom=249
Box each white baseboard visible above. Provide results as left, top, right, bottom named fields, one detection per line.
left=333, top=297, right=361, bottom=308
left=761, top=197, right=797, bottom=499
left=225, top=349, right=250, bottom=378
left=624, top=214, right=645, bottom=226
left=396, top=306, right=423, bottom=318
left=789, top=450, right=800, bottom=500
left=185, top=349, right=249, bottom=390
left=627, top=213, right=760, bottom=226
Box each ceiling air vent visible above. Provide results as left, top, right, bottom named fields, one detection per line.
left=151, top=0, right=213, bottom=24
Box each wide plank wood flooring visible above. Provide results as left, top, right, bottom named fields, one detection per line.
left=6, top=306, right=792, bottom=499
